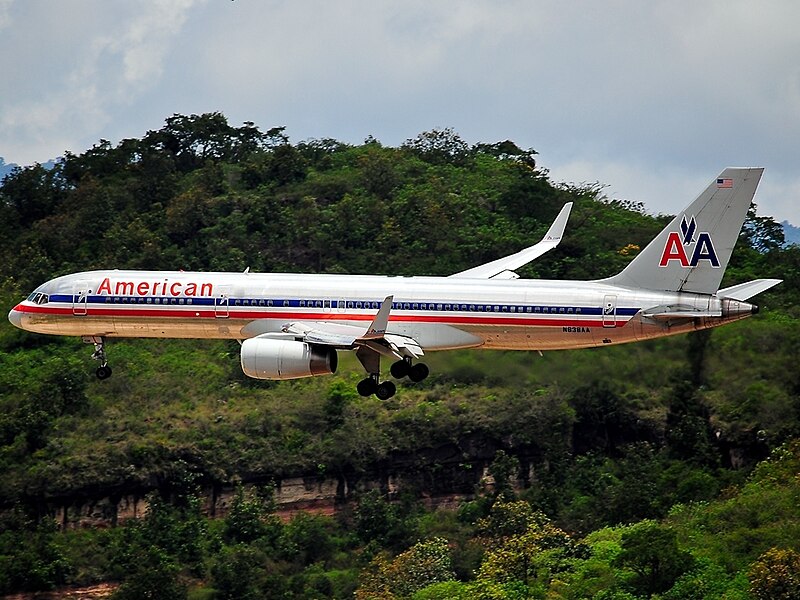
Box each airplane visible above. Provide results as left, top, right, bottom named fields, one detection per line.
left=8, top=167, right=781, bottom=400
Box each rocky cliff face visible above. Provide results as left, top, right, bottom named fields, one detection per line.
left=50, top=438, right=537, bottom=528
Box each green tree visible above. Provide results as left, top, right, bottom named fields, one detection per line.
left=487, top=450, right=520, bottom=500
left=614, top=521, right=694, bottom=596
left=357, top=538, right=455, bottom=599
left=402, top=128, right=471, bottom=165
left=223, top=485, right=281, bottom=546
left=748, top=547, right=800, bottom=600
left=0, top=511, right=70, bottom=595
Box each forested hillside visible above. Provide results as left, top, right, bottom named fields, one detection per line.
left=1, top=113, right=799, bottom=599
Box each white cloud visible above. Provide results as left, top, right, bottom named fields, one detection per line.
left=0, top=0, right=200, bottom=163
left=0, top=0, right=12, bottom=29
left=1, top=1, right=799, bottom=223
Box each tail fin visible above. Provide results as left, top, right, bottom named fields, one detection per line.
left=603, top=167, right=763, bottom=295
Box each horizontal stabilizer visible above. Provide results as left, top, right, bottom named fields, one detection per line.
left=717, top=279, right=782, bottom=301
left=451, top=202, right=572, bottom=279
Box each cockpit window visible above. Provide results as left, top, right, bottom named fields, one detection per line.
left=27, top=292, right=49, bottom=305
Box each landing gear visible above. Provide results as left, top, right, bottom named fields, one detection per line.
left=356, top=374, right=397, bottom=399
left=84, top=336, right=112, bottom=380
left=390, top=359, right=410, bottom=379
left=357, top=376, right=378, bottom=397
left=356, top=349, right=428, bottom=400
left=376, top=380, right=396, bottom=400
left=390, top=359, right=429, bottom=383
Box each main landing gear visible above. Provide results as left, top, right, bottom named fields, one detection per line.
left=84, top=336, right=112, bottom=380
left=356, top=358, right=429, bottom=400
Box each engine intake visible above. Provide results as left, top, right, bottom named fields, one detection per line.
left=240, top=338, right=338, bottom=380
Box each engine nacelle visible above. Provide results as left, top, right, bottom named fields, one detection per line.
left=240, top=338, right=338, bottom=380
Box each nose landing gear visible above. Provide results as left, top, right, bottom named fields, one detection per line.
left=84, top=336, right=112, bottom=380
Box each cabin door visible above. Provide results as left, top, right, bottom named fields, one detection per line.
left=602, top=295, right=617, bottom=328
left=215, top=286, right=231, bottom=318
left=72, top=281, right=90, bottom=316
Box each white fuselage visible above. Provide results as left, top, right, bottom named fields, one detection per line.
left=9, top=269, right=755, bottom=352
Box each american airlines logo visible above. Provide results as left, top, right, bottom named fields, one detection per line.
left=96, top=277, right=214, bottom=297
left=658, top=215, right=720, bottom=268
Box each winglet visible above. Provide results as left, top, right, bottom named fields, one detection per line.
left=450, top=202, right=573, bottom=279
left=362, top=296, right=393, bottom=339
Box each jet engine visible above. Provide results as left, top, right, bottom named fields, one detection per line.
left=240, top=338, right=338, bottom=380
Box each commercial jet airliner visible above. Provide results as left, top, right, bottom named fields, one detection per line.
left=8, top=168, right=781, bottom=399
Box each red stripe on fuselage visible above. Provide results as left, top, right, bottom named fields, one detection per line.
left=14, top=303, right=629, bottom=328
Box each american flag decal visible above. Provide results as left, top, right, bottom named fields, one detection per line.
left=716, top=178, right=733, bottom=188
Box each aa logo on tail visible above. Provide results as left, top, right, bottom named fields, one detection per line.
left=659, top=215, right=720, bottom=268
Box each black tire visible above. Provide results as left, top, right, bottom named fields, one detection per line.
left=357, top=377, right=377, bottom=397
left=390, top=360, right=410, bottom=379
left=408, top=363, right=429, bottom=382
left=96, top=365, right=113, bottom=380
left=375, top=381, right=396, bottom=400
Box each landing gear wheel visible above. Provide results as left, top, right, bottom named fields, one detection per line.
left=390, top=359, right=410, bottom=379
left=357, top=377, right=378, bottom=397
left=408, top=363, right=429, bottom=382
left=375, top=380, right=396, bottom=400
left=84, top=336, right=112, bottom=380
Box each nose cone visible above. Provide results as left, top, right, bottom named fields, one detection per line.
left=8, top=306, right=24, bottom=330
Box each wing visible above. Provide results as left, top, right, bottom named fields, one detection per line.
left=277, top=296, right=424, bottom=360
left=450, top=202, right=572, bottom=279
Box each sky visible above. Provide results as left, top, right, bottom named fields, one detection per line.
left=1, top=0, right=799, bottom=223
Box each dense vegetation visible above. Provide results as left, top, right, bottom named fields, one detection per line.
left=1, top=113, right=798, bottom=598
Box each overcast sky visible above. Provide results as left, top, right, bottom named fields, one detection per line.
left=1, top=0, right=799, bottom=223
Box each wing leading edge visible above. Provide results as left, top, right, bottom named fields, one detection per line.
left=450, top=202, right=572, bottom=279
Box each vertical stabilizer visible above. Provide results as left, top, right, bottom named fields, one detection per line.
left=603, top=167, right=763, bottom=295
